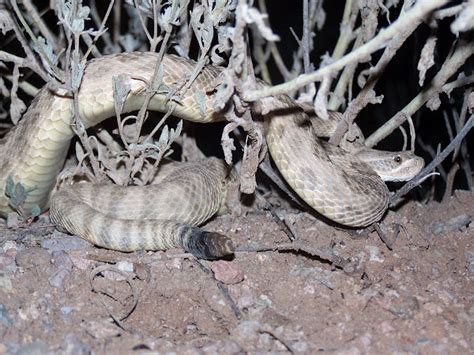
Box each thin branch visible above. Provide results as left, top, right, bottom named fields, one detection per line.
left=390, top=113, right=474, bottom=205
left=242, top=0, right=450, bottom=102
left=21, top=0, right=60, bottom=52
left=366, top=40, right=474, bottom=147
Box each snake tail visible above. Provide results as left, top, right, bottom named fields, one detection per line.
left=49, top=186, right=234, bottom=259
left=181, top=229, right=234, bottom=259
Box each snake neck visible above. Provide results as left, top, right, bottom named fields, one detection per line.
left=263, top=94, right=389, bottom=227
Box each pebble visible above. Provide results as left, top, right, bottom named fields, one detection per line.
left=365, top=245, right=384, bottom=263
left=164, top=257, right=182, bottom=270
left=0, top=304, right=12, bottom=327
left=466, top=251, right=474, bottom=273
left=2, top=240, right=20, bottom=252
left=61, top=334, right=91, bottom=355
left=61, top=306, right=73, bottom=315
left=431, top=214, right=472, bottom=235
left=15, top=248, right=51, bottom=269
left=237, top=284, right=256, bottom=309
left=0, top=253, right=16, bottom=272
left=210, top=260, right=245, bottom=284
left=48, top=251, right=73, bottom=288
left=389, top=295, right=420, bottom=318
left=6, top=212, right=20, bottom=229
left=116, top=260, right=134, bottom=273
left=40, top=231, right=92, bottom=251
left=85, top=320, right=121, bottom=339
left=14, top=341, right=50, bottom=355
left=68, top=251, right=94, bottom=270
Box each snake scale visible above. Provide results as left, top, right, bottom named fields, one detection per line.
left=0, top=52, right=423, bottom=259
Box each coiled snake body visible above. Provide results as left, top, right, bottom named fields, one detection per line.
left=0, top=52, right=423, bottom=258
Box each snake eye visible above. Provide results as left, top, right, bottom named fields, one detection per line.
left=394, top=155, right=402, bottom=163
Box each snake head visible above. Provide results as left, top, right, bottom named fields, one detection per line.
left=357, top=150, right=425, bottom=182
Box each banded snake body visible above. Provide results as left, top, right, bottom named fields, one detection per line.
left=0, top=52, right=424, bottom=259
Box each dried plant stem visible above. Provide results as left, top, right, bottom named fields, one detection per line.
left=242, top=0, right=449, bottom=102
left=331, top=0, right=356, bottom=61
left=302, top=0, right=312, bottom=81
left=3, top=75, right=39, bottom=96
left=83, top=0, right=115, bottom=61
left=443, top=74, right=474, bottom=96
left=21, top=0, right=59, bottom=52
left=442, top=163, right=460, bottom=202
left=3, top=7, right=62, bottom=87
left=328, top=32, right=363, bottom=111
left=329, top=3, right=423, bottom=146
left=131, top=29, right=172, bottom=144
left=434, top=4, right=464, bottom=19
left=0, top=51, right=26, bottom=66
left=366, top=40, right=474, bottom=148
left=90, top=0, right=115, bottom=51
left=10, top=0, right=63, bottom=80
left=255, top=0, right=291, bottom=82
left=390, top=113, right=474, bottom=205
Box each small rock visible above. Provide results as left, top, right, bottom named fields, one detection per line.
left=116, top=261, right=134, bottom=273
left=466, top=251, right=474, bottom=273
left=0, top=272, right=13, bottom=293
left=14, top=341, right=50, bottom=355
left=41, top=231, right=92, bottom=251
left=48, top=251, right=73, bottom=288
left=15, top=248, right=51, bottom=270
left=184, top=323, right=198, bottom=335
left=431, top=214, right=471, bottom=235
left=164, top=257, right=182, bottom=270
left=2, top=240, right=19, bottom=252
left=61, top=306, right=73, bottom=315
left=365, top=246, right=384, bottom=263
left=201, top=340, right=242, bottom=354
left=424, top=302, right=443, bottom=315
left=389, top=295, right=420, bottom=318
left=48, top=269, right=70, bottom=288
left=85, top=320, right=121, bottom=339
left=231, top=320, right=263, bottom=348
left=431, top=266, right=441, bottom=277
left=103, top=264, right=135, bottom=281
left=18, top=302, right=42, bottom=321
left=6, top=213, right=20, bottom=229
left=379, top=320, right=395, bottom=334
left=257, top=294, right=272, bottom=308
left=99, top=261, right=136, bottom=281
left=237, top=284, right=256, bottom=309
left=61, top=334, right=91, bottom=355
left=0, top=304, right=12, bottom=327
left=0, top=254, right=16, bottom=273
left=210, top=260, right=244, bottom=284
left=52, top=251, right=73, bottom=271
left=133, top=262, right=151, bottom=281
left=68, top=251, right=94, bottom=270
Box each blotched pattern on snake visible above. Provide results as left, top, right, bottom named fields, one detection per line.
left=0, top=53, right=424, bottom=259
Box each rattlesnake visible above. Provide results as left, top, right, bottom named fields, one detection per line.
left=0, top=52, right=423, bottom=259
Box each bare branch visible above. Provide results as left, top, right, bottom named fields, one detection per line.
left=242, top=0, right=450, bottom=102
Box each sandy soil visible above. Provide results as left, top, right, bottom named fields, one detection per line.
left=0, top=190, right=472, bottom=354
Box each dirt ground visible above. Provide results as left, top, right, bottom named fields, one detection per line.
left=0, top=189, right=472, bottom=354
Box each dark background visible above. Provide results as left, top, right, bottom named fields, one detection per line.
left=1, top=1, right=472, bottom=198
